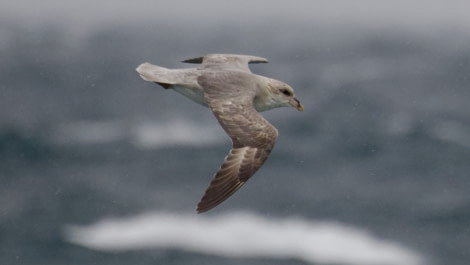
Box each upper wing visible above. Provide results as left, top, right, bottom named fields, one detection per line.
left=182, top=54, right=268, bottom=73
left=196, top=71, right=278, bottom=213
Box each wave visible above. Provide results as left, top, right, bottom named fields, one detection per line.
left=131, top=120, right=223, bottom=149
left=51, top=120, right=127, bottom=145
left=50, top=120, right=223, bottom=149
left=64, top=211, right=423, bottom=265
left=429, top=119, right=470, bottom=148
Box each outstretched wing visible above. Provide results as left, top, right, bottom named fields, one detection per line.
left=182, top=54, right=268, bottom=73
left=196, top=71, right=278, bottom=213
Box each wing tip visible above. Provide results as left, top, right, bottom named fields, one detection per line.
left=196, top=179, right=246, bottom=213
left=196, top=199, right=216, bottom=213
left=196, top=196, right=218, bottom=214
left=248, top=56, right=269, bottom=64
left=196, top=205, right=208, bottom=214
left=182, top=54, right=268, bottom=65
left=182, top=57, right=204, bottom=64
left=196, top=200, right=224, bottom=214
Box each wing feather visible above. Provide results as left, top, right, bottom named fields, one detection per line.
left=182, top=54, right=268, bottom=73
left=196, top=71, right=278, bottom=213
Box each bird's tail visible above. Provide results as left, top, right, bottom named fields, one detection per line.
left=136, top=63, right=175, bottom=88
left=136, top=62, right=200, bottom=89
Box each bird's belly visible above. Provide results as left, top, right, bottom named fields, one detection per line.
left=172, top=85, right=209, bottom=107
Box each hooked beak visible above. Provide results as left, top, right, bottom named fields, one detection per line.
left=289, top=97, right=304, bottom=111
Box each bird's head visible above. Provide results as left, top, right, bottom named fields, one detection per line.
left=259, top=79, right=303, bottom=112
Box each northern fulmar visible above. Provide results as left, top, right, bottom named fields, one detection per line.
left=136, top=54, right=303, bottom=213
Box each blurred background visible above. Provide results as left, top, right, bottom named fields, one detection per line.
left=1, top=1, right=469, bottom=265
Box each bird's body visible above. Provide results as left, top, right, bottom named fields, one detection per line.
left=136, top=54, right=303, bottom=213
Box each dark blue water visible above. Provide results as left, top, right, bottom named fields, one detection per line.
left=1, top=23, right=469, bottom=265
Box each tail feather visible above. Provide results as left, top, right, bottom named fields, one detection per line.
left=136, top=62, right=200, bottom=89
left=136, top=63, right=173, bottom=85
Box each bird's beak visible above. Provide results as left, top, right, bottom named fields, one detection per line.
left=289, top=97, right=304, bottom=111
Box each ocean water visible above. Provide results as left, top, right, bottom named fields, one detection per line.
left=1, top=22, right=469, bottom=265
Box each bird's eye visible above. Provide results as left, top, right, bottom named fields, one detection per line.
left=281, top=89, right=292, bottom=96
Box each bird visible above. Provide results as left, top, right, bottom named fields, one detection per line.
left=136, top=54, right=303, bottom=213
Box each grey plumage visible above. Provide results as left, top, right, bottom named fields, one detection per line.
left=136, top=54, right=303, bottom=213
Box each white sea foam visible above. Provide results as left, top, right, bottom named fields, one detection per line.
left=131, top=121, right=223, bottom=149
left=429, top=120, right=470, bottom=148
left=50, top=120, right=223, bottom=148
left=64, top=211, right=423, bottom=265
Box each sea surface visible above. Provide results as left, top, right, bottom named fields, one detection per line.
left=1, top=22, right=469, bottom=265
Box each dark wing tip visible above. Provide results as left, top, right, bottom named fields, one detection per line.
left=196, top=180, right=245, bottom=213
left=248, top=58, right=268, bottom=64
left=182, top=54, right=268, bottom=65
left=182, top=57, right=203, bottom=64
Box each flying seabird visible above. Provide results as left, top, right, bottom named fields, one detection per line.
left=136, top=54, right=303, bottom=213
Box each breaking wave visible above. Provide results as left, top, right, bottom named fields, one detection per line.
left=50, top=120, right=223, bottom=149
left=64, top=211, right=423, bottom=265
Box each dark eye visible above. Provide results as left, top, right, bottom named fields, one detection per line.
left=281, top=89, right=292, bottom=96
